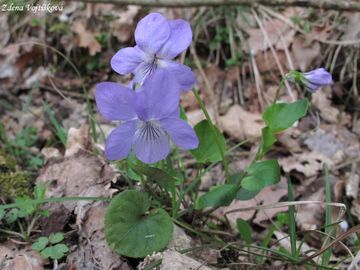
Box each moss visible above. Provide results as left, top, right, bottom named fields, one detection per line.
left=0, top=151, right=33, bottom=200
left=0, top=150, right=16, bottom=173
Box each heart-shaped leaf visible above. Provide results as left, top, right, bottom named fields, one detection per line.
left=241, top=160, right=281, bottom=191
left=190, top=120, right=226, bottom=163
left=105, top=190, right=173, bottom=258
left=49, top=232, right=64, bottom=244
left=263, top=99, right=308, bottom=133
left=196, top=184, right=237, bottom=209
left=41, top=244, right=68, bottom=260
left=32, top=237, right=49, bottom=252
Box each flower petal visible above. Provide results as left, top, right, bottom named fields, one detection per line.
left=158, top=19, right=192, bottom=59
left=133, top=122, right=170, bottom=163
left=95, top=82, right=137, bottom=121
left=161, top=61, right=196, bottom=91
left=304, top=68, right=332, bottom=84
left=159, top=117, right=198, bottom=149
left=135, top=69, right=180, bottom=121
left=111, top=46, right=144, bottom=75
left=133, top=61, right=157, bottom=86
left=135, top=13, right=170, bottom=54
left=105, top=121, right=136, bottom=160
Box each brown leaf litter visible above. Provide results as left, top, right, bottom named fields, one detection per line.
left=36, top=124, right=129, bottom=270
left=0, top=243, right=44, bottom=270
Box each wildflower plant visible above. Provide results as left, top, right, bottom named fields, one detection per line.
left=111, top=13, right=195, bottom=90
left=95, top=12, right=333, bottom=259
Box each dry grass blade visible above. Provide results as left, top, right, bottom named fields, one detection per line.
left=298, top=224, right=360, bottom=265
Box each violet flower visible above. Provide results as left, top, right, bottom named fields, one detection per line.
left=111, top=13, right=195, bottom=91
left=95, top=70, right=198, bottom=164
left=302, top=68, right=332, bottom=92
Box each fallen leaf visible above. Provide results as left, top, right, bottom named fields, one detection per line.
left=216, top=178, right=288, bottom=228
left=345, top=173, right=359, bottom=199
left=273, top=231, right=314, bottom=255
left=246, top=18, right=294, bottom=55
left=72, top=21, right=101, bottom=56
left=312, top=89, right=340, bottom=123
left=160, top=250, right=212, bottom=270
left=0, top=244, right=44, bottom=270
left=67, top=206, right=131, bottom=270
left=167, top=225, right=192, bottom=250
left=219, top=105, right=264, bottom=141
left=292, top=36, right=320, bottom=71
left=296, top=187, right=325, bottom=230
left=187, top=107, right=216, bottom=127
left=37, top=125, right=128, bottom=269
left=279, top=151, right=333, bottom=177
left=110, top=6, right=140, bottom=43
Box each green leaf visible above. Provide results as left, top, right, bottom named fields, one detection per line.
left=263, top=99, right=308, bottom=133
left=133, top=165, right=176, bottom=191
left=32, top=237, right=49, bottom=252
left=256, top=127, right=277, bottom=160
left=196, top=184, right=237, bottom=209
left=41, top=244, right=68, bottom=260
left=0, top=208, right=4, bottom=220
left=49, top=232, right=64, bottom=244
left=241, top=160, right=281, bottom=191
left=235, top=188, right=260, bottom=201
left=105, top=190, right=173, bottom=258
left=5, top=208, right=20, bottom=223
left=15, top=196, right=35, bottom=218
left=236, top=219, right=252, bottom=245
left=180, top=106, right=188, bottom=121
left=190, top=120, right=226, bottom=163
left=34, top=183, right=46, bottom=200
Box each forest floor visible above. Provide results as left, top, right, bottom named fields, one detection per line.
left=0, top=2, right=360, bottom=270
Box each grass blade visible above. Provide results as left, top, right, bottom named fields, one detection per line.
left=287, top=174, right=297, bottom=259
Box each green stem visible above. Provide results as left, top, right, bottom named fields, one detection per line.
left=287, top=174, right=297, bottom=259
left=192, top=88, right=229, bottom=180
left=0, top=228, right=26, bottom=239
left=272, top=77, right=287, bottom=106
left=0, top=196, right=111, bottom=210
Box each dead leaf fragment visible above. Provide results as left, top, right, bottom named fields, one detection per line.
left=219, top=105, right=264, bottom=141
left=0, top=245, right=44, bottom=270
left=279, top=151, right=333, bottom=177
left=160, top=250, right=212, bottom=270
left=292, top=37, right=320, bottom=71
left=72, top=21, right=101, bottom=56
left=312, top=89, right=339, bottom=123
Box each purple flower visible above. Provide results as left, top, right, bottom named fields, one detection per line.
left=95, top=70, right=198, bottom=164
left=303, top=68, right=332, bottom=92
left=111, top=13, right=195, bottom=91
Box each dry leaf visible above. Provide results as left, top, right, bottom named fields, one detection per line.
left=219, top=105, right=264, bottom=141
left=167, top=225, right=192, bottom=250
left=37, top=125, right=128, bottom=269
left=216, top=179, right=288, bottom=228
left=292, top=36, right=320, bottom=71
left=296, top=187, right=325, bottom=230
left=160, top=250, right=212, bottom=270
left=346, top=173, right=359, bottom=199
left=0, top=245, right=44, bottom=270
left=273, top=231, right=315, bottom=255
left=253, top=180, right=288, bottom=225
left=67, top=206, right=131, bottom=270
left=72, top=21, right=101, bottom=56
left=312, top=89, right=340, bottom=123
left=246, top=18, right=294, bottom=55
left=187, top=107, right=216, bottom=127
left=279, top=151, right=333, bottom=177
left=110, top=5, right=140, bottom=43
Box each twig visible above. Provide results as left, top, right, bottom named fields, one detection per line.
left=80, top=0, right=360, bottom=12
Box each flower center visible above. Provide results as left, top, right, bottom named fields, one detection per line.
left=136, top=120, right=166, bottom=142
